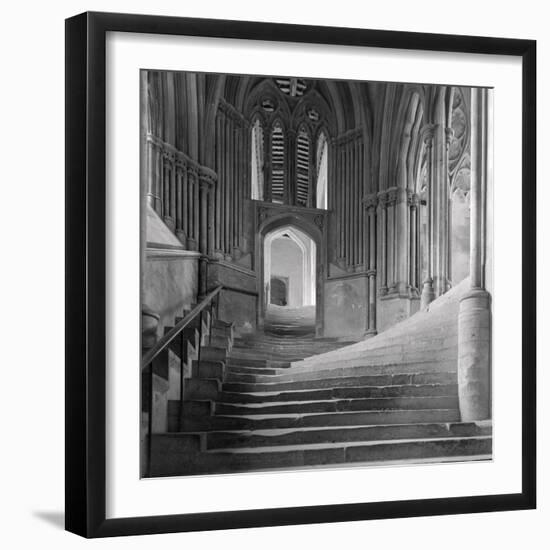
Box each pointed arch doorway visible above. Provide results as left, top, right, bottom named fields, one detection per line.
left=258, top=219, right=323, bottom=336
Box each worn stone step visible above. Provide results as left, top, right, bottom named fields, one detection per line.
left=150, top=435, right=491, bottom=476
left=208, top=335, right=232, bottom=350
left=214, top=396, right=458, bottom=416
left=225, top=362, right=457, bottom=384
left=227, top=357, right=268, bottom=368
left=184, top=378, right=221, bottom=400
left=205, top=421, right=491, bottom=450
left=226, top=365, right=280, bottom=375
left=191, top=360, right=225, bottom=381
left=180, top=408, right=460, bottom=431
left=218, top=383, right=458, bottom=404
left=201, top=346, right=227, bottom=363
left=210, top=325, right=233, bottom=339
left=222, top=372, right=456, bottom=393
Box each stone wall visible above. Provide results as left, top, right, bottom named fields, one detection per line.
left=143, top=249, right=199, bottom=338
left=323, top=274, right=368, bottom=338
left=143, top=205, right=200, bottom=337
left=207, top=260, right=258, bottom=335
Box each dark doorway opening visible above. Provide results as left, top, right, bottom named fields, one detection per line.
left=270, top=276, right=288, bottom=306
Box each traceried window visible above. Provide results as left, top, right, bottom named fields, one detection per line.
left=250, top=118, right=264, bottom=200
left=296, top=127, right=311, bottom=207
left=250, top=105, right=328, bottom=209
left=316, top=131, right=328, bottom=209
left=270, top=122, right=285, bottom=203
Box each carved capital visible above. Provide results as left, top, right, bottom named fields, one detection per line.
left=363, top=193, right=378, bottom=210
left=377, top=190, right=388, bottom=207
left=407, top=190, right=420, bottom=207
left=198, top=166, right=217, bottom=187
left=386, top=186, right=398, bottom=206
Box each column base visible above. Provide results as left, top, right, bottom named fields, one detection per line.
left=420, top=278, right=435, bottom=308
left=377, top=293, right=420, bottom=333
left=457, top=288, right=491, bottom=421
left=175, top=230, right=187, bottom=245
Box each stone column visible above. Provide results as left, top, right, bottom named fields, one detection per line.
left=214, top=114, right=223, bottom=256
left=420, top=129, right=435, bottom=308
left=187, top=167, right=198, bottom=251
left=386, top=187, right=397, bottom=291
left=457, top=87, right=491, bottom=422
left=409, top=192, right=419, bottom=292
left=175, top=163, right=186, bottom=244
left=145, top=138, right=158, bottom=210
left=431, top=87, right=452, bottom=298
left=377, top=190, right=388, bottom=295
left=364, top=193, right=378, bottom=336
left=199, top=177, right=208, bottom=255
left=394, top=185, right=409, bottom=295
left=153, top=143, right=163, bottom=217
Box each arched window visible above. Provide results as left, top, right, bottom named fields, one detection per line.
left=316, top=131, right=328, bottom=209
left=296, top=127, right=311, bottom=207
left=270, top=122, right=285, bottom=204
left=250, top=118, right=264, bottom=200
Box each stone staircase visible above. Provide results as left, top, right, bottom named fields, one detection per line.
left=148, top=288, right=492, bottom=477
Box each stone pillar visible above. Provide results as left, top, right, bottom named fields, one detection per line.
left=186, top=169, right=198, bottom=251
left=377, top=190, right=388, bottom=294
left=431, top=88, right=452, bottom=298
left=199, top=175, right=209, bottom=255
left=386, top=187, right=397, bottom=291
left=145, top=138, right=158, bottom=210
left=175, top=164, right=186, bottom=244
left=364, top=193, right=378, bottom=336
left=409, top=192, right=419, bottom=292
left=224, top=115, right=231, bottom=257
left=457, top=87, right=491, bottom=422
left=420, top=129, right=436, bottom=308
left=394, top=186, right=409, bottom=295
left=214, top=114, right=223, bottom=257
left=154, top=143, right=163, bottom=217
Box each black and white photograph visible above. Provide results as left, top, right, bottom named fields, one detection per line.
left=140, top=70, right=493, bottom=478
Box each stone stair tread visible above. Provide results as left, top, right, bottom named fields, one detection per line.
left=220, top=383, right=457, bottom=398
left=223, top=372, right=456, bottom=392
left=216, top=395, right=457, bottom=408
left=201, top=420, right=492, bottom=437
left=207, top=435, right=492, bottom=454
left=214, top=396, right=458, bottom=415
left=214, top=408, right=458, bottom=420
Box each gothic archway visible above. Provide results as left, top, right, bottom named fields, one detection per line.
left=256, top=213, right=325, bottom=336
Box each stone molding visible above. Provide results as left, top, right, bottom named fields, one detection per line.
left=333, top=127, right=363, bottom=145
left=146, top=133, right=217, bottom=185
left=256, top=200, right=328, bottom=228
left=145, top=247, right=202, bottom=261
left=218, top=99, right=248, bottom=126
left=209, top=258, right=256, bottom=277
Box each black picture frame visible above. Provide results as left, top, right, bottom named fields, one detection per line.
left=65, top=11, right=536, bottom=538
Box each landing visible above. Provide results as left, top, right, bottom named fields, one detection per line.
left=265, top=304, right=315, bottom=336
